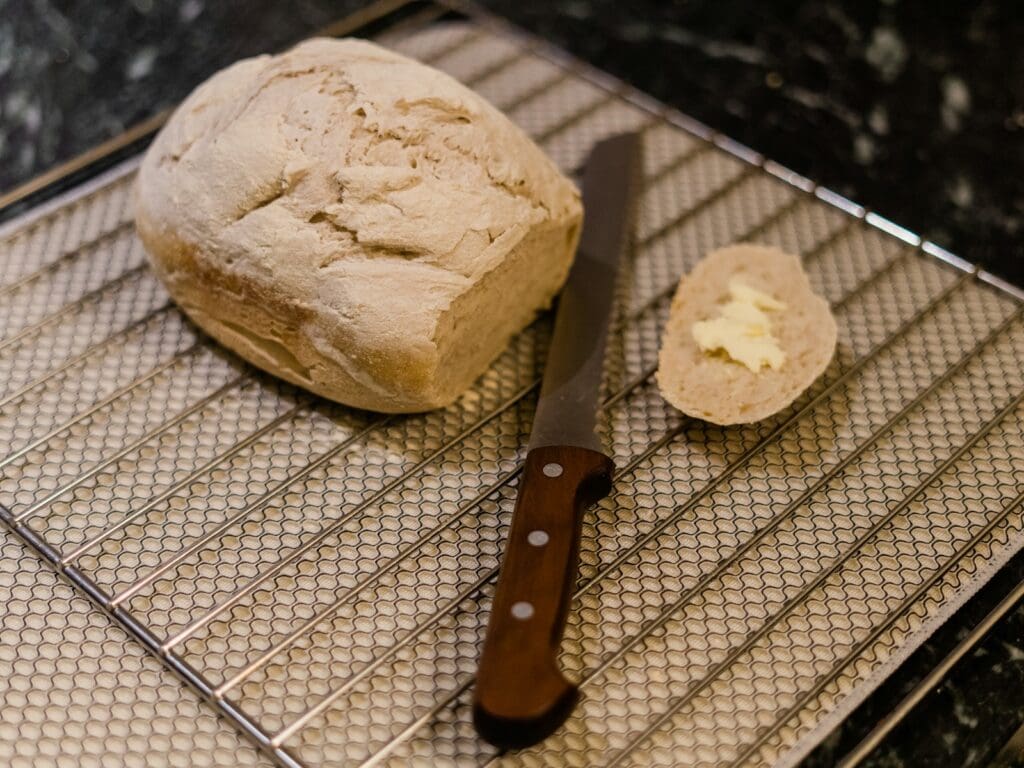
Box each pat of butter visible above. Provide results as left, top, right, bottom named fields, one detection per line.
left=692, top=279, right=787, bottom=372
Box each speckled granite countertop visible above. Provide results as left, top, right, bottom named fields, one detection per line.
left=2, top=1, right=1023, bottom=766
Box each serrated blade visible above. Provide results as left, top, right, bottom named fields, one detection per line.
left=528, top=131, right=643, bottom=453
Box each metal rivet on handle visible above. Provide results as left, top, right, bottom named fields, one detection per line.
left=527, top=530, right=550, bottom=547
left=542, top=462, right=563, bottom=478
left=511, top=602, right=534, bottom=620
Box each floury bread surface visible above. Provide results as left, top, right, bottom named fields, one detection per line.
left=135, top=37, right=582, bottom=412
left=657, top=244, right=837, bottom=425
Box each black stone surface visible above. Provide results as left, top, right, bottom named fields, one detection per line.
left=485, top=0, right=1024, bottom=287
left=2, top=1, right=1023, bottom=766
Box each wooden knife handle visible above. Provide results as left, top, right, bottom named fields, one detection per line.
left=473, top=444, right=615, bottom=748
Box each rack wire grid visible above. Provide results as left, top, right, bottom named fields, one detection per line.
left=1, top=2, right=1023, bottom=767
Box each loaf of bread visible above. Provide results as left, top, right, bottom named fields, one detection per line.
left=657, top=244, right=837, bottom=425
left=135, top=38, right=582, bottom=412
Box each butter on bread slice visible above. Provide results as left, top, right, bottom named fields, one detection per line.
left=656, top=244, right=837, bottom=425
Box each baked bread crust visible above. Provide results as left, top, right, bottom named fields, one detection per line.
left=657, top=244, right=837, bottom=425
left=135, top=37, right=582, bottom=412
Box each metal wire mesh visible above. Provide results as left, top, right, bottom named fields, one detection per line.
left=0, top=529, right=274, bottom=768
left=1, top=9, right=1022, bottom=768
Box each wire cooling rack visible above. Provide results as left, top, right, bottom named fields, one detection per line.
left=1, top=2, right=1022, bottom=767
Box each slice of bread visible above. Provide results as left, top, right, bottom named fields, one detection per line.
left=656, top=244, right=837, bottom=425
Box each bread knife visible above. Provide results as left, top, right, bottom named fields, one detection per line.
left=473, top=132, right=643, bottom=747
